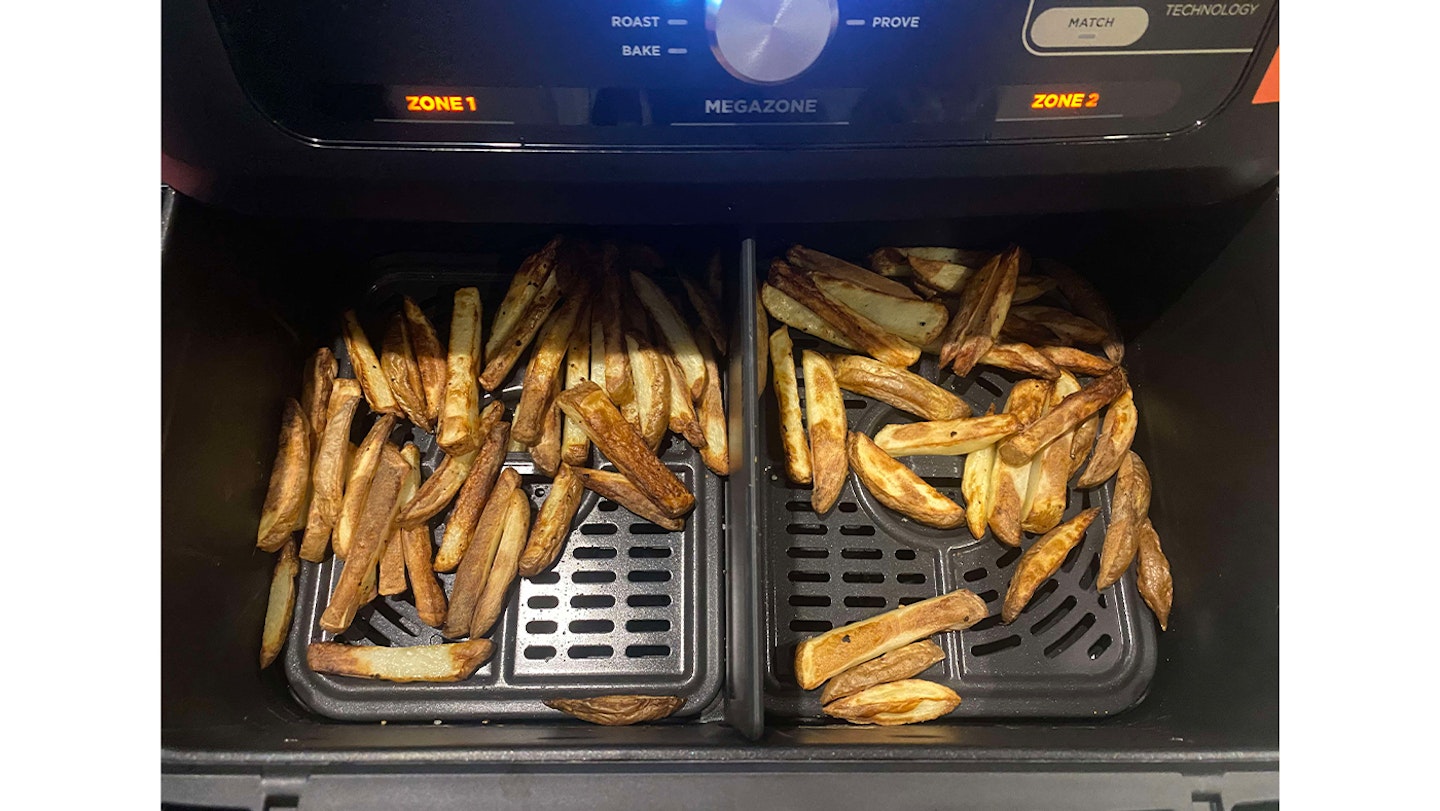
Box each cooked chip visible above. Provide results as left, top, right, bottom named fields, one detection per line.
left=1011, top=305, right=1108, bottom=346
left=402, top=524, right=448, bottom=628
left=380, top=311, right=430, bottom=430
left=299, top=379, right=364, bottom=562
left=872, top=413, right=1021, bottom=457
left=681, top=274, right=728, bottom=356
left=786, top=245, right=919, bottom=299
left=556, top=382, right=694, bottom=519
left=589, top=314, right=607, bottom=404
left=695, top=333, right=729, bottom=476
left=769, top=261, right=921, bottom=368
left=663, top=352, right=707, bottom=451
left=513, top=295, right=587, bottom=446
left=478, top=271, right=567, bottom=393
left=518, top=463, right=584, bottom=577
left=307, top=639, right=494, bottom=683
left=987, top=379, right=1053, bottom=547
left=822, top=679, right=961, bottom=726
left=545, top=695, right=685, bottom=726
left=811, top=273, right=949, bottom=346
left=531, top=391, right=563, bottom=478
left=1002, top=507, right=1101, bottom=623
left=438, top=287, right=484, bottom=455
left=760, top=282, right=860, bottom=351
left=394, top=446, right=478, bottom=529
left=625, top=331, right=671, bottom=452
left=961, top=405, right=998, bottom=540
left=999, top=310, right=1063, bottom=346
left=1077, top=385, right=1138, bottom=488
left=906, top=256, right=976, bottom=295
left=1036, top=258, right=1124, bottom=362
left=831, top=354, right=969, bottom=420
left=631, top=271, right=707, bottom=401
left=562, top=306, right=593, bottom=465
left=486, top=236, right=561, bottom=359
left=259, top=540, right=299, bottom=669
left=848, top=432, right=965, bottom=529
left=1069, top=411, right=1101, bottom=479
left=333, top=414, right=398, bottom=560
left=819, top=639, right=945, bottom=705
left=469, top=489, right=532, bottom=637
left=379, top=444, right=421, bottom=597
left=340, top=310, right=400, bottom=415
left=1037, top=345, right=1117, bottom=377
left=999, top=369, right=1126, bottom=465
left=401, top=295, right=447, bottom=425
left=793, top=589, right=987, bottom=690
left=572, top=467, right=684, bottom=531
left=1020, top=372, right=1080, bottom=534
left=867, top=247, right=913, bottom=278
left=318, top=445, right=409, bottom=633
left=432, top=415, right=510, bottom=571
left=442, top=468, right=521, bottom=638
left=1012, top=274, right=1058, bottom=304
left=257, top=398, right=311, bottom=552
left=600, top=245, right=635, bottom=405
left=979, top=342, right=1062, bottom=380
left=801, top=350, right=846, bottom=514
left=300, top=347, right=338, bottom=450
left=1136, top=518, right=1173, bottom=630
left=943, top=246, right=1022, bottom=376
left=1097, top=452, right=1151, bottom=590
left=770, top=327, right=811, bottom=485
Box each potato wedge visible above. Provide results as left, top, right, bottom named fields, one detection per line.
left=695, top=333, right=730, bottom=476
left=1021, top=373, right=1080, bottom=534
left=340, top=310, right=400, bottom=416
left=848, top=432, right=965, bottom=529
left=961, top=405, right=998, bottom=540
left=1069, top=411, right=1101, bottom=479
left=486, top=236, right=561, bottom=359
left=948, top=246, right=1022, bottom=375
left=401, top=296, right=446, bottom=424
left=442, top=468, right=520, bottom=638
left=980, top=342, right=1062, bottom=380
left=589, top=314, right=607, bottom=404
left=822, top=679, right=960, bottom=726
left=770, top=327, right=811, bottom=485
left=1012, top=274, right=1057, bottom=305
left=801, top=350, right=846, bottom=514
left=625, top=331, right=671, bottom=452
left=430, top=416, right=510, bottom=572
left=935, top=252, right=997, bottom=370
left=257, top=398, right=311, bottom=552
left=987, top=379, right=1053, bottom=546
left=631, top=271, right=707, bottom=401
left=999, top=311, right=1062, bottom=347
left=394, top=447, right=478, bottom=529
left=873, top=413, right=1021, bottom=457
left=300, top=347, right=338, bottom=450
left=663, top=353, right=707, bottom=450
left=907, top=256, right=977, bottom=295
left=1037, top=258, right=1124, bottom=362
left=999, top=369, right=1126, bottom=465
left=545, top=695, right=685, bottom=726
left=319, top=445, right=409, bottom=634
left=1077, top=385, right=1138, bottom=488
left=867, top=247, right=913, bottom=277
left=380, top=311, right=430, bottom=431
left=299, top=379, right=364, bottom=562
left=819, top=639, right=945, bottom=705
left=259, top=540, right=299, bottom=669
left=1011, top=305, right=1108, bottom=346
left=402, top=525, right=448, bottom=627
left=787, top=245, right=919, bottom=299
left=333, top=414, right=398, bottom=560
left=378, top=444, right=421, bottom=597
left=573, top=467, right=685, bottom=531
left=793, top=589, right=987, bottom=690
left=513, top=295, right=587, bottom=446
left=1001, top=507, right=1101, bottom=623
left=469, top=489, right=532, bottom=637
left=562, top=306, right=593, bottom=466
left=1136, top=518, right=1172, bottom=630
left=1037, top=345, right=1117, bottom=377
left=479, top=271, right=568, bottom=393
left=681, top=275, right=728, bottom=356
left=831, top=354, right=969, bottom=421
left=599, top=245, right=635, bottom=406
left=1097, top=452, right=1151, bottom=590
left=760, top=282, right=861, bottom=351
left=902, top=247, right=993, bottom=266
left=556, top=382, right=694, bottom=519
left=811, top=273, right=949, bottom=346
left=518, top=463, right=584, bottom=577
left=438, top=287, right=484, bottom=455
left=532, top=394, right=563, bottom=478
left=769, top=262, right=921, bottom=368
left=307, top=638, right=493, bottom=683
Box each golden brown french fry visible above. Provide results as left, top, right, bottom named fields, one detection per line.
left=1077, top=385, right=1138, bottom=488
left=513, top=295, right=586, bottom=446
left=319, top=445, right=408, bottom=634
left=599, top=246, right=635, bottom=406
left=402, top=525, right=447, bottom=627
left=962, top=405, right=998, bottom=540
left=531, top=394, right=563, bottom=478
left=433, top=416, right=510, bottom=571
left=573, top=467, right=685, bottom=531
left=681, top=275, right=728, bottom=356
left=380, top=311, right=431, bottom=431
left=257, top=398, right=311, bottom=552
left=518, top=463, right=584, bottom=577
left=1011, top=305, right=1108, bottom=346
left=631, top=271, right=707, bottom=401
left=625, top=331, right=671, bottom=452
left=760, top=282, right=861, bottom=351
left=333, top=414, right=398, bottom=560
left=299, top=379, right=364, bottom=562
left=786, top=245, right=919, bottom=299
left=378, top=444, right=421, bottom=597
left=259, top=539, right=299, bottom=669
left=793, top=589, right=988, bottom=690
left=999, top=369, right=1126, bottom=465
left=811, top=273, right=949, bottom=346
left=562, top=306, right=593, bottom=466
left=438, top=287, right=483, bottom=455
left=1021, top=373, right=1080, bottom=534
left=300, top=348, right=337, bottom=450
left=341, top=310, right=400, bottom=416
left=1136, top=518, right=1172, bottom=630
left=589, top=313, right=607, bottom=399
left=1002, top=507, right=1101, bottom=623
left=556, top=382, right=694, bottom=518
left=1037, top=345, right=1117, bottom=377
left=469, top=489, right=531, bottom=637
left=486, top=236, right=561, bottom=359
left=867, top=247, right=913, bottom=278
left=442, top=468, right=520, bottom=638
left=873, top=413, right=1021, bottom=457
left=695, top=333, right=729, bottom=476
left=818, top=639, right=945, bottom=705
left=545, top=695, right=685, bottom=726
left=1012, top=274, right=1057, bottom=304
left=770, top=327, right=811, bottom=485
left=980, top=342, right=1062, bottom=380
left=401, top=296, right=446, bottom=425
left=948, top=246, right=1022, bottom=376
left=848, top=433, right=965, bottom=529
left=479, top=272, right=567, bottom=393
left=831, top=354, right=969, bottom=420
left=1036, top=258, right=1124, bottom=362
left=769, top=262, right=921, bottom=368
left=663, top=353, right=707, bottom=450
left=822, top=679, right=960, bottom=726
left=307, top=638, right=493, bottom=683
left=1097, top=452, right=1151, bottom=590
left=907, top=256, right=978, bottom=295
left=394, top=447, right=477, bottom=529
left=801, top=350, right=846, bottom=514
left=987, top=379, right=1053, bottom=546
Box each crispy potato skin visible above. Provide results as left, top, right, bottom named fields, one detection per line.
left=1012, top=305, right=1108, bottom=346
left=319, top=445, right=409, bottom=634
left=980, top=342, right=1062, bottom=380
left=848, top=432, right=965, bottom=529
left=556, top=381, right=694, bottom=519
left=486, top=236, right=560, bottom=359
left=867, top=247, right=913, bottom=278
left=334, top=414, right=398, bottom=560
left=663, top=353, right=708, bottom=450
left=469, top=490, right=532, bottom=638
left=401, top=296, right=446, bottom=424
left=513, top=295, right=587, bottom=446
left=822, top=679, right=961, bottom=726
left=625, top=332, right=671, bottom=452
left=307, top=639, right=494, bottom=683
left=257, top=398, right=311, bottom=551
left=380, top=311, right=430, bottom=430
left=562, top=307, right=593, bottom=465
left=695, top=333, right=729, bottom=476
left=432, top=415, right=510, bottom=571
left=478, top=271, right=568, bottom=393
left=1021, top=373, right=1080, bottom=534
left=438, top=287, right=484, bottom=455
left=819, top=639, right=945, bottom=705
left=962, top=405, right=998, bottom=540
left=259, top=540, right=300, bottom=668
left=518, top=463, right=584, bottom=577
left=341, top=310, right=400, bottom=416
left=769, top=261, right=920, bottom=368
left=299, top=379, right=364, bottom=562
left=1097, top=452, right=1152, bottom=590
left=831, top=354, right=969, bottom=421
left=940, top=246, right=1021, bottom=375
left=531, top=391, right=563, bottom=477
left=987, top=379, right=1053, bottom=547
left=786, top=245, right=919, bottom=299
left=999, top=369, right=1126, bottom=465
left=573, top=467, right=684, bottom=531
left=1136, top=518, right=1173, bottom=630
left=681, top=275, right=728, bottom=356
left=545, top=695, right=685, bottom=726
left=442, top=468, right=521, bottom=638
left=395, top=446, right=478, bottom=529
left=793, top=589, right=987, bottom=690
left=1002, top=507, right=1101, bottom=623
left=811, top=273, right=949, bottom=345
left=1012, top=275, right=1057, bottom=304
left=770, top=327, right=812, bottom=484
left=401, top=525, right=448, bottom=627
left=1078, top=385, right=1138, bottom=488
left=873, top=413, right=1022, bottom=457
left=801, top=351, right=847, bottom=514
left=300, top=348, right=338, bottom=450
left=761, top=282, right=860, bottom=351
left=631, top=271, right=708, bottom=401
left=1038, top=345, right=1117, bottom=377
left=600, top=246, right=635, bottom=405
left=906, top=256, right=972, bottom=294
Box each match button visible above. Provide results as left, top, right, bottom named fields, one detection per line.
left=1030, top=6, right=1149, bottom=49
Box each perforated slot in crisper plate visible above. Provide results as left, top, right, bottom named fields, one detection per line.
left=284, top=256, right=724, bottom=721
left=760, top=330, right=1156, bottom=719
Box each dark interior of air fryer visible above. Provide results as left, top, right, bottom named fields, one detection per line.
left=162, top=182, right=1276, bottom=753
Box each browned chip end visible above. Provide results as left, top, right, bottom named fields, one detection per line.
left=545, top=695, right=685, bottom=726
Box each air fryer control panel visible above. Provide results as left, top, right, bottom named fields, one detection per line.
left=209, top=0, right=1274, bottom=148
